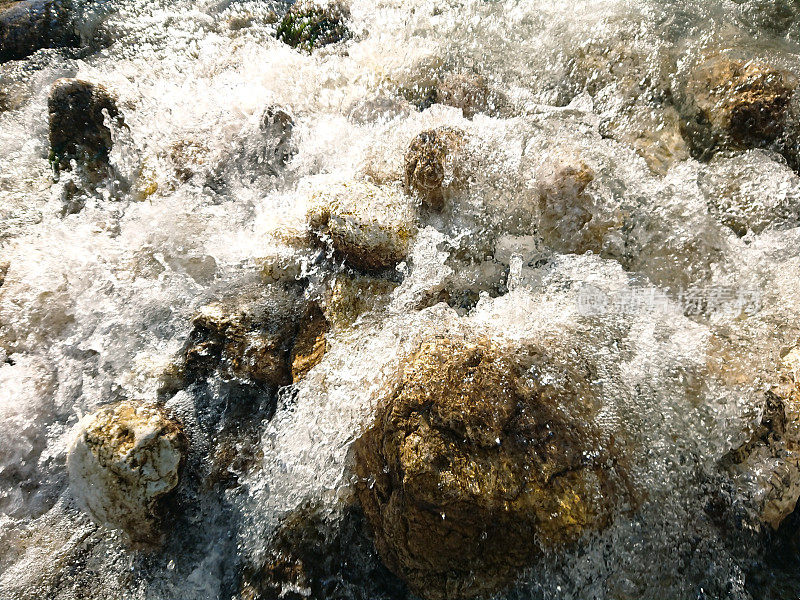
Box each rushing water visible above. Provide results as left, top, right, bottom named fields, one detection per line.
left=4, top=0, right=800, bottom=598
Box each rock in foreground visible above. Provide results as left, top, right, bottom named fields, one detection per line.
left=67, top=401, right=186, bottom=548
left=403, top=127, right=466, bottom=210
left=354, top=336, right=626, bottom=600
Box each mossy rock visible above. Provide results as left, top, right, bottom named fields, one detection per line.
left=276, top=1, right=350, bottom=52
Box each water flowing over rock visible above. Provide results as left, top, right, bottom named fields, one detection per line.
left=48, top=78, right=123, bottom=180
left=0, top=0, right=77, bottom=62
left=307, top=179, right=418, bottom=272
left=403, top=127, right=466, bottom=209
left=67, top=401, right=186, bottom=548
left=354, top=335, right=631, bottom=600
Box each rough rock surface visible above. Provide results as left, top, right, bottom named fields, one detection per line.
left=403, top=127, right=466, bottom=209
left=354, top=336, right=627, bottom=600
left=67, top=401, right=186, bottom=548
left=723, top=347, right=800, bottom=530
left=276, top=1, right=350, bottom=52
left=307, top=180, right=417, bottom=272
left=184, top=285, right=301, bottom=388
left=680, top=56, right=798, bottom=160
left=323, top=272, right=398, bottom=329
left=0, top=0, right=77, bottom=63
left=436, top=72, right=504, bottom=119
left=48, top=78, right=123, bottom=179
left=290, top=304, right=330, bottom=383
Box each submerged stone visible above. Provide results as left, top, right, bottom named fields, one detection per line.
left=0, top=0, right=77, bottom=63
left=67, top=401, right=186, bottom=548
left=403, top=127, right=466, bottom=209
left=48, top=78, right=123, bottom=179
left=307, top=180, right=417, bottom=272
left=436, top=72, right=504, bottom=119
left=276, top=1, right=350, bottom=52
left=354, top=336, right=627, bottom=600
left=680, top=56, right=798, bottom=160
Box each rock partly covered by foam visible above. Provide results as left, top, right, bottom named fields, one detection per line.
left=354, top=336, right=627, bottom=600
left=0, top=0, right=77, bottom=63
left=435, top=72, right=506, bottom=119
left=403, top=127, right=466, bottom=209
left=276, top=1, right=350, bottom=52
left=184, top=285, right=301, bottom=388
left=723, top=347, right=800, bottom=530
left=307, top=180, right=417, bottom=272
left=48, top=78, right=123, bottom=179
left=680, top=56, right=798, bottom=160
left=67, top=401, right=186, bottom=548
left=290, top=303, right=329, bottom=383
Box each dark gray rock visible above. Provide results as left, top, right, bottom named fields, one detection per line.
left=0, top=0, right=77, bottom=63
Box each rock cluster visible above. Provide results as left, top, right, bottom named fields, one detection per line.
left=0, top=0, right=77, bottom=63
left=48, top=78, right=123, bottom=180
left=307, top=180, right=417, bottom=272
left=354, top=336, right=627, bottom=600
left=276, top=1, right=350, bottom=52
left=67, top=401, right=186, bottom=548
left=403, top=127, right=466, bottom=209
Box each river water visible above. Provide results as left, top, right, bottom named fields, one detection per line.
left=3, top=1, right=800, bottom=598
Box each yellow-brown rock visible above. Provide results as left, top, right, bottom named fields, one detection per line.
left=354, top=336, right=626, bottom=600
left=67, top=402, right=186, bottom=548
left=307, top=180, right=417, bottom=272
left=290, top=304, right=330, bottom=382
left=403, top=127, right=466, bottom=209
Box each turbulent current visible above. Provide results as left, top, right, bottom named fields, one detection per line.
left=5, top=0, right=800, bottom=598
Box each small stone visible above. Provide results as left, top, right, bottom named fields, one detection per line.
left=0, top=0, right=77, bottom=63
left=67, top=401, right=186, bottom=548
left=169, top=139, right=210, bottom=183
left=680, top=56, right=797, bottom=160
left=323, top=271, right=398, bottom=330
left=276, top=1, right=350, bottom=52
left=403, top=127, right=466, bottom=209
left=48, top=78, right=123, bottom=180
left=354, top=336, right=627, bottom=600
left=307, top=180, right=417, bottom=272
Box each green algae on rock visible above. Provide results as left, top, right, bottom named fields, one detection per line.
left=276, top=1, right=350, bottom=52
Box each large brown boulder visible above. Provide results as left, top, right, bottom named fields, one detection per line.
left=48, top=78, right=123, bottom=180
left=354, top=336, right=628, bottom=600
left=67, top=401, right=186, bottom=548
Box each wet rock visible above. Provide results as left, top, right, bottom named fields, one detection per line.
left=680, top=56, right=798, bottom=161
left=276, top=1, right=350, bottom=52
left=0, top=0, right=77, bottom=63
left=307, top=180, right=417, bottom=272
left=67, top=401, right=186, bottom=548
left=354, top=336, right=627, bottom=600
left=169, top=139, right=210, bottom=183
left=48, top=78, right=123, bottom=180
left=323, top=271, right=398, bottom=329
left=241, top=502, right=408, bottom=600
left=290, top=304, right=329, bottom=383
left=537, top=158, right=622, bottom=255
left=436, top=72, right=505, bottom=119
left=403, top=127, right=466, bottom=209
left=184, top=286, right=302, bottom=389
left=722, top=347, right=800, bottom=530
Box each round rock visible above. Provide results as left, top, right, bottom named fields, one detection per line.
left=67, top=401, right=186, bottom=548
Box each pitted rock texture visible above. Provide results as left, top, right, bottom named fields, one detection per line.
left=354, top=336, right=627, bottom=600
left=0, top=0, right=77, bottom=63
left=680, top=56, right=798, bottom=160
left=403, top=127, right=466, bottom=210
left=67, top=401, right=186, bottom=548
left=307, top=180, right=417, bottom=272
left=48, top=78, right=123, bottom=179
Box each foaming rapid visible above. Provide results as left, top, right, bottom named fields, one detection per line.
left=3, top=1, right=800, bottom=599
